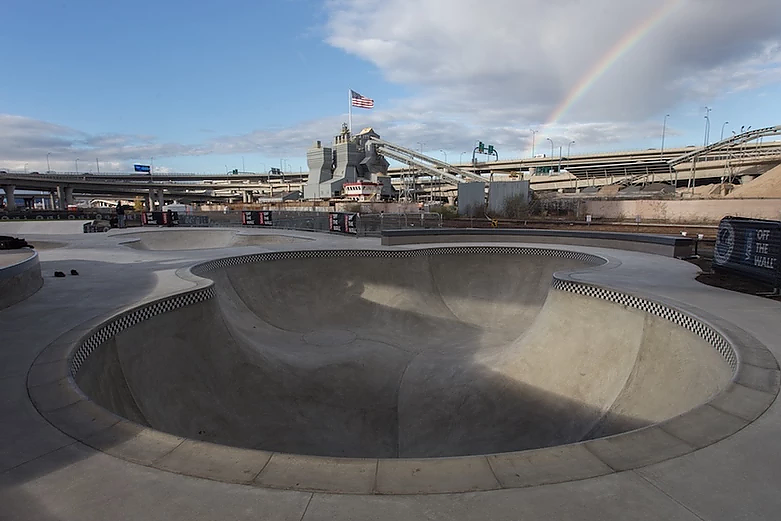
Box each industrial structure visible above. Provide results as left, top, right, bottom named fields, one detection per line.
left=2, top=125, right=781, bottom=210
left=303, top=125, right=394, bottom=200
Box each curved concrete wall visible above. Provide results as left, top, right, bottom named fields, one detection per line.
left=0, top=221, right=88, bottom=235
left=0, top=250, right=43, bottom=310
left=71, top=248, right=735, bottom=459
left=381, top=229, right=695, bottom=258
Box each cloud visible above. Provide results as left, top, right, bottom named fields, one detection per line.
left=0, top=109, right=688, bottom=174
left=325, top=0, right=781, bottom=123
left=3, top=0, right=781, bottom=171
left=0, top=114, right=210, bottom=172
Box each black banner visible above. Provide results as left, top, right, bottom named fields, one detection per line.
left=329, top=212, right=357, bottom=235
left=141, top=211, right=179, bottom=227
left=241, top=211, right=273, bottom=226
left=713, top=217, right=781, bottom=287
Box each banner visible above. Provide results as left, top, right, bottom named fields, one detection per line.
left=141, top=211, right=179, bottom=227
left=713, top=217, right=781, bottom=287
left=329, top=212, right=357, bottom=234
left=241, top=211, right=273, bottom=226
left=133, top=164, right=151, bottom=173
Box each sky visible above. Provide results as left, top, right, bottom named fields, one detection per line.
left=2, top=0, right=781, bottom=174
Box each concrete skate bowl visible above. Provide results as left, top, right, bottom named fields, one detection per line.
left=0, top=249, right=43, bottom=310
left=52, top=245, right=758, bottom=491
left=118, top=229, right=306, bottom=251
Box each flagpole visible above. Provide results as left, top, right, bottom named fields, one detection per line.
left=348, top=89, right=352, bottom=134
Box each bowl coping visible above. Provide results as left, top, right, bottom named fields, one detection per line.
left=26, top=245, right=779, bottom=495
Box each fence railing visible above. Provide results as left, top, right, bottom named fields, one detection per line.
left=187, top=210, right=443, bottom=237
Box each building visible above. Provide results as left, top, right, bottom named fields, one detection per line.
left=304, top=125, right=395, bottom=200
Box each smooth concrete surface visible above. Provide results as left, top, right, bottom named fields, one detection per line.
left=116, top=228, right=308, bottom=250
left=0, top=249, right=43, bottom=310
left=381, top=229, right=695, bottom=257
left=1, top=228, right=780, bottom=520
left=0, top=251, right=35, bottom=269
left=0, top=220, right=89, bottom=235
left=72, top=252, right=730, bottom=460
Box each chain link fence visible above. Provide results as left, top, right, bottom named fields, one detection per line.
left=355, top=213, right=442, bottom=237
left=181, top=210, right=442, bottom=237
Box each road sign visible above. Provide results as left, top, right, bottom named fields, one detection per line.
left=134, top=164, right=151, bottom=173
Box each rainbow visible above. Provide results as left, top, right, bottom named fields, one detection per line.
left=528, top=0, right=684, bottom=155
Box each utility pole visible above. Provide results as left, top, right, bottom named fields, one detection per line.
left=661, top=114, right=670, bottom=158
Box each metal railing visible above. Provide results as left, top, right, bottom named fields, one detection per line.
left=194, top=210, right=443, bottom=237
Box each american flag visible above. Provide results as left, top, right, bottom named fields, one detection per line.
left=350, top=90, right=374, bottom=109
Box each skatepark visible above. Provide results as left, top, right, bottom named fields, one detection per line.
left=1, top=223, right=780, bottom=519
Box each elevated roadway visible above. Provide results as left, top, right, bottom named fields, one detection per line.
left=2, top=127, right=780, bottom=207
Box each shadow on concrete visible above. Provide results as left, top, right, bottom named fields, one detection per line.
left=0, top=256, right=195, bottom=520
left=72, top=254, right=660, bottom=459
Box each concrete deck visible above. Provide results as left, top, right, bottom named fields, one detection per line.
left=1, top=226, right=780, bottom=520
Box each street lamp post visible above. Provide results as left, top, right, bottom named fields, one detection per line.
left=721, top=121, right=729, bottom=141
left=46, top=153, right=51, bottom=173
left=703, top=106, right=712, bottom=146
left=530, top=129, right=539, bottom=158
left=417, top=142, right=425, bottom=154
left=661, top=114, right=670, bottom=157
left=439, top=149, right=447, bottom=163
left=242, top=156, right=245, bottom=174
left=75, top=158, right=79, bottom=174
left=546, top=137, right=554, bottom=159
left=459, top=152, right=468, bottom=164
left=567, top=141, right=575, bottom=157
left=24, top=163, right=28, bottom=174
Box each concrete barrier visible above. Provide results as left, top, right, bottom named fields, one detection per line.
left=583, top=198, right=781, bottom=223
left=381, top=229, right=694, bottom=258
left=0, top=250, right=43, bottom=310
left=0, top=221, right=90, bottom=235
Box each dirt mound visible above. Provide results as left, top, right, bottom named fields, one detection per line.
left=728, top=164, right=781, bottom=198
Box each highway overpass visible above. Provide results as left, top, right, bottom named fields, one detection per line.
left=2, top=126, right=780, bottom=209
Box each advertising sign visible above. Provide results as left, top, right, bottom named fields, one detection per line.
left=329, top=212, right=357, bottom=234
left=241, top=211, right=273, bottom=226
left=713, top=217, right=781, bottom=287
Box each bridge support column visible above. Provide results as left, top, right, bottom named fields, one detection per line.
left=2, top=185, right=16, bottom=211
left=56, top=186, right=66, bottom=210
left=49, top=192, right=56, bottom=210
left=157, top=190, right=164, bottom=209
left=148, top=189, right=155, bottom=210
left=64, top=187, right=74, bottom=206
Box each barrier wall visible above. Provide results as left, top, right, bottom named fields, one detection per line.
left=0, top=250, right=43, bottom=310
left=583, top=198, right=781, bottom=223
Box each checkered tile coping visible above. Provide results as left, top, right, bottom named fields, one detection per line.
left=190, top=247, right=606, bottom=275
left=69, top=287, right=215, bottom=378
left=69, top=247, right=737, bottom=378
left=552, top=278, right=738, bottom=373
